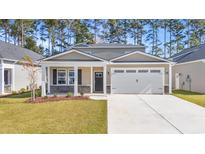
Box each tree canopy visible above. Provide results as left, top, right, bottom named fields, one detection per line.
left=0, top=19, right=204, bottom=58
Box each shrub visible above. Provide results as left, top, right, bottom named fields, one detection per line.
left=80, top=92, right=84, bottom=96
left=43, top=96, right=48, bottom=99
left=12, top=91, right=17, bottom=95
left=67, top=92, right=73, bottom=97
left=53, top=93, right=57, bottom=97
left=35, top=90, right=41, bottom=97
left=19, top=88, right=26, bottom=93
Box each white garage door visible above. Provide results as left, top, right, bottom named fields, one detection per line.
left=111, top=68, right=164, bottom=94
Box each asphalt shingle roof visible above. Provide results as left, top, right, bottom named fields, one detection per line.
left=0, top=41, right=43, bottom=61
left=171, top=44, right=205, bottom=63
left=72, top=43, right=145, bottom=60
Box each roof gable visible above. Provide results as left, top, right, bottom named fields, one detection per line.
left=43, top=49, right=105, bottom=61
left=111, top=51, right=169, bottom=62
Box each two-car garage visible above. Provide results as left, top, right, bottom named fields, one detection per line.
left=111, top=68, right=164, bottom=94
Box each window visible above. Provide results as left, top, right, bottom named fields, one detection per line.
left=95, top=72, right=103, bottom=78
left=150, top=70, right=161, bottom=73
left=78, top=69, right=82, bottom=85
left=53, top=69, right=57, bottom=85
left=126, top=70, right=136, bottom=73
left=138, top=70, right=148, bottom=73
left=68, top=70, right=74, bottom=85
left=58, top=70, right=66, bottom=84
left=4, top=69, right=11, bottom=85
left=114, top=70, right=124, bottom=73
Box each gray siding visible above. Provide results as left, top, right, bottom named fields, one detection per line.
left=172, top=61, right=205, bottom=93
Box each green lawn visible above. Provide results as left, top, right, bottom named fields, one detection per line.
left=0, top=98, right=107, bottom=134
left=173, top=90, right=205, bottom=107
left=3, top=89, right=41, bottom=98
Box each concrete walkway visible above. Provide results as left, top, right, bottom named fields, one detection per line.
left=108, top=94, right=205, bottom=134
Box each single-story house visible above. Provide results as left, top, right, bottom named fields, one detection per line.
left=41, top=43, right=172, bottom=96
left=171, top=44, right=205, bottom=93
left=0, top=41, right=43, bottom=95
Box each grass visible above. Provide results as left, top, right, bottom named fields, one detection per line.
left=3, top=89, right=41, bottom=98
left=173, top=90, right=205, bottom=107
left=0, top=98, right=107, bottom=134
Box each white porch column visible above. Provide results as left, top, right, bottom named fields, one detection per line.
left=41, top=65, right=46, bottom=97
left=0, top=62, right=4, bottom=94
left=74, top=66, right=78, bottom=96
left=11, top=67, right=15, bottom=92
left=103, top=66, right=107, bottom=95
left=90, top=67, right=93, bottom=93
left=47, top=66, right=50, bottom=94
left=169, top=64, right=172, bottom=94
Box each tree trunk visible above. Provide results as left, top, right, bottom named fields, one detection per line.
left=4, top=29, right=7, bottom=42
left=32, top=87, right=35, bottom=101
left=187, top=19, right=190, bottom=48
left=21, top=20, right=24, bottom=47
left=164, top=24, right=167, bottom=58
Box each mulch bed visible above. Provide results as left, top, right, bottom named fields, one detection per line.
left=27, top=96, right=89, bottom=103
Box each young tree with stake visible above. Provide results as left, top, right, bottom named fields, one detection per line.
left=20, top=55, right=39, bottom=101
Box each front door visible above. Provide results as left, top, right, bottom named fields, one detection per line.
left=95, top=72, right=103, bottom=92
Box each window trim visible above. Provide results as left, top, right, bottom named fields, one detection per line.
left=57, top=69, right=67, bottom=85
left=52, top=68, right=57, bottom=85
left=68, top=69, right=75, bottom=85
left=78, top=69, right=82, bottom=85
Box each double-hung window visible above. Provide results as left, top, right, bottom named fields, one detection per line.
left=68, top=70, right=74, bottom=85
left=57, top=70, right=66, bottom=85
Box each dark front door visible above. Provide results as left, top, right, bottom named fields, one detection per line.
left=95, top=72, right=103, bottom=92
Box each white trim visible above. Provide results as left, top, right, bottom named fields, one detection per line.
left=41, top=61, right=107, bottom=67
left=42, top=49, right=106, bottom=62
left=169, top=64, right=172, bottom=94
left=174, top=59, right=205, bottom=66
left=74, top=45, right=145, bottom=49
left=57, top=68, right=68, bottom=86
left=41, top=66, right=46, bottom=97
left=162, top=67, right=165, bottom=95
left=90, top=67, right=93, bottom=93
left=110, top=51, right=171, bottom=62
left=103, top=66, right=107, bottom=94
left=47, top=66, right=50, bottom=94
left=74, top=66, right=78, bottom=96
left=12, top=66, right=15, bottom=91
left=108, top=62, right=170, bottom=65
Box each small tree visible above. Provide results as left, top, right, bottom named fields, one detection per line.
left=20, top=55, right=39, bottom=101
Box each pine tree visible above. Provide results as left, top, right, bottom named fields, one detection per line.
left=129, top=19, right=145, bottom=45
left=146, top=19, right=162, bottom=56
left=0, top=19, right=11, bottom=42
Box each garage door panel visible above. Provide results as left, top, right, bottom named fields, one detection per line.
left=111, top=68, right=163, bottom=94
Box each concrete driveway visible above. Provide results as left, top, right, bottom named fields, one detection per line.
left=108, top=94, right=205, bottom=134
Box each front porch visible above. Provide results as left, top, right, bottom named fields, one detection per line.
left=41, top=63, right=108, bottom=96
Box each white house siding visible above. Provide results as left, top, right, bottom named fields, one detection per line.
left=172, top=61, right=205, bottom=93
left=14, top=64, right=41, bottom=92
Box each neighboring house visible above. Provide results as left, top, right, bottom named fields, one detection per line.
left=0, top=41, right=43, bottom=95
left=171, top=44, right=205, bottom=93
left=41, top=43, right=172, bottom=96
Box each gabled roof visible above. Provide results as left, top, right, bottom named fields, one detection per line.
left=0, top=41, right=43, bottom=61
left=43, top=49, right=106, bottom=61
left=110, top=50, right=170, bottom=62
left=171, top=44, right=205, bottom=63
left=43, top=43, right=170, bottom=63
